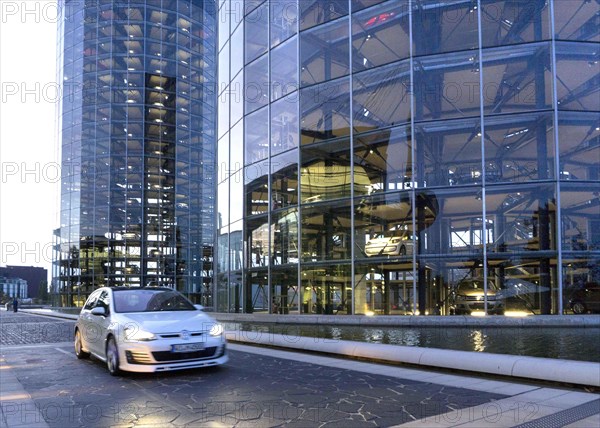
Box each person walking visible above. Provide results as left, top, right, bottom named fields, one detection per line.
left=12, top=297, right=18, bottom=313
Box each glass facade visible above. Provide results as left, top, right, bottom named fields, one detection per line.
left=54, top=0, right=217, bottom=306
left=217, top=0, right=600, bottom=316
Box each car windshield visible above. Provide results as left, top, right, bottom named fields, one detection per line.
left=113, top=289, right=196, bottom=313
left=457, top=280, right=498, bottom=292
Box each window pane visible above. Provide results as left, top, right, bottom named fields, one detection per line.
left=554, top=0, right=600, bottom=42
left=555, top=42, right=600, bottom=112
left=271, top=0, right=298, bottom=47
left=352, top=1, right=410, bottom=71
left=355, top=191, right=414, bottom=261
left=271, top=210, right=299, bottom=266
left=271, top=36, right=298, bottom=102
left=301, top=200, right=352, bottom=262
left=300, top=17, right=349, bottom=86
left=245, top=2, right=268, bottom=64
left=482, top=43, right=552, bottom=115
left=300, top=0, right=349, bottom=31
left=244, top=159, right=269, bottom=217
left=412, top=0, right=479, bottom=56
left=301, top=139, right=351, bottom=203
left=271, top=94, right=299, bottom=156
left=353, top=60, right=411, bottom=130
left=245, top=54, right=269, bottom=114
left=560, top=183, right=600, bottom=253
left=480, top=0, right=550, bottom=48
left=557, top=112, right=600, bottom=182
left=271, top=150, right=299, bottom=210
left=300, top=78, right=350, bottom=145
left=413, top=51, right=482, bottom=122
left=415, top=118, right=482, bottom=188
left=483, top=112, right=555, bottom=183
left=245, top=106, right=269, bottom=165
left=353, top=125, right=413, bottom=194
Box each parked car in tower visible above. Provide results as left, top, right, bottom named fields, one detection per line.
left=365, top=233, right=414, bottom=257
left=568, top=283, right=600, bottom=314
left=450, top=278, right=505, bottom=315
left=74, top=287, right=228, bottom=375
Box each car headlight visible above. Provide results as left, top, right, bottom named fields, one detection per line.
left=124, top=326, right=157, bottom=342
left=209, top=323, right=223, bottom=337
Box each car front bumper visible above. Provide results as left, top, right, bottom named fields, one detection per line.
left=117, top=337, right=228, bottom=373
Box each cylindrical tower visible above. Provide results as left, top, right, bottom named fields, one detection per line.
left=54, top=0, right=217, bottom=306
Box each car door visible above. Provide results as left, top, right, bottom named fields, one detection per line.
left=87, top=290, right=112, bottom=356
left=78, top=290, right=101, bottom=352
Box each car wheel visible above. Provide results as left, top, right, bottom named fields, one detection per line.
left=106, top=336, right=121, bottom=376
left=74, top=329, right=89, bottom=359
left=399, top=246, right=406, bottom=256
left=572, top=301, right=587, bottom=314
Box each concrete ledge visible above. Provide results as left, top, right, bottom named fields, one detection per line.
left=224, top=330, right=600, bottom=388
left=214, top=313, right=600, bottom=327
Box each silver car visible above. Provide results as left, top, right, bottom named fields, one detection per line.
left=74, top=287, right=228, bottom=375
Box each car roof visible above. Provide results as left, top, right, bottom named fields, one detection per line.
left=104, top=286, right=178, bottom=292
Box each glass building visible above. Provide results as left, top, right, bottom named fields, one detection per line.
left=54, top=0, right=217, bottom=306
left=216, top=0, right=600, bottom=315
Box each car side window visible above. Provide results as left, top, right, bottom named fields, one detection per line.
left=94, top=290, right=110, bottom=315
left=83, top=291, right=100, bottom=310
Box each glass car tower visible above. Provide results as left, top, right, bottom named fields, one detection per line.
left=216, top=0, right=599, bottom=316
left=54, top=0, right=217, bottom=306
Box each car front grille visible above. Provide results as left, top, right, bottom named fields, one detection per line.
left=152, top=347, right=218, bottom=362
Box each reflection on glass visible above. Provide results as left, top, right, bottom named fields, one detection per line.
left=480, top=0, right=550, bottom=48
left=412, top=0, right=479, bottom=55
left=353, top=126, right=413, bottom=193
left=483, top=112, right=555, bottom=183
left=557, top=112, right=600, bottom=182
left=555, top=42, right=600, bottom=112
left=300, top=0, right=349, bottom=31
left=352, top=2, right=410, bottom=71
left=301, top=201, right=352, bottom=262
left=301, top=139, right=351, bottom=203
left=271, top=94, right=299, bottom=155
left=300, top=78, right=350, bottom=145
left=413, top=51, right=481, bottom=122
left=554, top=0, right=600, bottom=42
left=482, top=43, right=552, bottom=115
left=415, top=118, right=482, bottom=188
left=301, top=264, right=351, bottom=315
left=353, top=60, right=411, bottom=130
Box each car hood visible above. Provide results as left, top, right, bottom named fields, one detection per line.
left=458, top=290, right=498, bottom=297
left=119, top=311, right=218, bottom=333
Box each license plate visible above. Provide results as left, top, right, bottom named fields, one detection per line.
left=171, top=342, right=205, bottom=353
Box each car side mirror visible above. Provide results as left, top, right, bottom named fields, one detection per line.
left=194, top=304, right=204, bottom=311
left=90, top=307, right=106, bottom=316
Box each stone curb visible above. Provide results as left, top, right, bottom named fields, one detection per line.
left=224, top=330, right=600, bottom=388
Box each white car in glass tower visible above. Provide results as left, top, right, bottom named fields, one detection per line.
left=365, top=232, right=414, bottom=257
left=74, top=287, right=228, bottom=375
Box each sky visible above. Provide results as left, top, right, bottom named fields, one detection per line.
left=0, top=1, right=60, bottom=278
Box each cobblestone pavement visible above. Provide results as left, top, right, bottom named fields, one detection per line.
left=1, top=311, right=598, bottom=428
left=0, top=311, right=73, bottom=345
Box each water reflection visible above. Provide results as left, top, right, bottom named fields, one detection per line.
left=469, top=330, right=487, bottom=352
left=224, top=322, right=599, bottom=362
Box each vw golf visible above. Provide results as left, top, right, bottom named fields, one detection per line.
left=74, top=287, right=228, bottom=375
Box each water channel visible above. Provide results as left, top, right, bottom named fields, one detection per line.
left=222, top=322, right=600, bottom=363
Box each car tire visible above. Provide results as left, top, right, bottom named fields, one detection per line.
left=74, top=329, right=90, bottom=359
left=106, top=336, right=121, bottom=376
left=399, top=246, right=406, bottom=256
left=571, top=301, right=587, bottom=314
